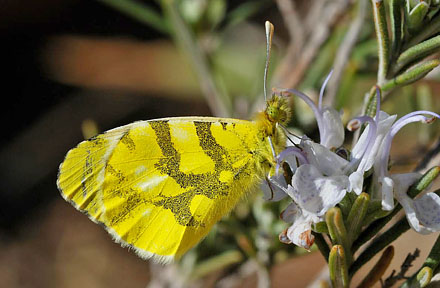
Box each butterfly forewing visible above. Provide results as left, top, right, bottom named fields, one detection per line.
left=57, top=117, right=266, bottom=262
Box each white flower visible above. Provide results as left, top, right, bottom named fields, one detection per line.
left=373, top=110, right=440, bottom=211
left=279, top=70, right=345, bottom=151
left=265, top=73, right=440, bottom=245
left=279, top=202, right=316, bottom=249
left=343, top=89, right=440, bottom=234
left=288, top=164, right=349, bottom=216
left=270, top=71, right=353, bottom=248
left=261, top=172, right=289, bottom=202
left=346, top=111, right=397, bottom=195
left=341, top=90, right=440, bottom=234
left=300, top=139, right=349, bottom=176
left=342, top=88, right=397, bottom=195
left=277, top=164, right=350, bottom=248
left=391, top=173, right=440, bottom=234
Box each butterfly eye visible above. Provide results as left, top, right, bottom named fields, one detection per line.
left=265, top=95, right=291, bottom=125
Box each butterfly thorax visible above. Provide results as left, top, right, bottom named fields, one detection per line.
left=254, top=95, right=291, bottom=175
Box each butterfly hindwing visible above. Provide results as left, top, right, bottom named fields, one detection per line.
left=57, top=117, right=266, bottom=262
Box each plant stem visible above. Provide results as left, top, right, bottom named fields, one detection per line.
left=313, top=232, right=330, bottom=262
left=160, top=0, right=231, bottom=117
left=96, top=0, right=170, bottom=34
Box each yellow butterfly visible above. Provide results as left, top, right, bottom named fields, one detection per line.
left=57, top=21, right=291, bottom=263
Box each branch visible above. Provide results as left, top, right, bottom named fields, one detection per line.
left=274, top=0, right=351, bottom=89
left=325, top=0, right=368, bottom=106
left=160, top=0, right=231, bottom=117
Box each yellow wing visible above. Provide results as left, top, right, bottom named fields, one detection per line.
left=57, top=117, right=268, bottom=262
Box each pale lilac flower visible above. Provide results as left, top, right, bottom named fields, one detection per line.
left=268, top=72, right=352, bottom=248
left=341, top=90, right=440, bottom=233
left=265, top=74, right=440, bottom=246
left=390, top=173, right=440, bottom=234
left=279, top=202, right=317, bottom=249
left=279, top=70, right=345, bottom=151
left=346, top=111, right=397, bottom=195
left=261, top=144, right=303, bottom=202
left=372, top=109, right=440, bottom=213
left=276, top=164, right=349, bottom=249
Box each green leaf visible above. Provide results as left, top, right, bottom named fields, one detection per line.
left=407, top=2, right=430, bottom=33
left=363, top=199, right=391, bottom=227
left=390, top=0, right=403, bottom=57
left=393, top=35, right=440, bottom=73
left=96, top=0, right=170, bottom=34
left=382, top=59, right=440, bottom=92
left=408, top=166, right=440, bottom=198
left=329, top=245, right=349, bottom=288
left=405, top=14, right=440, bottom=48
left=338, top=191, right=358, bottom=219
left=406, top=0, right=422, bottom=11
left=313, top=221, right=329, bottom=234
left=423, top=234, right=440, bottom=273
left=371, top=0, right=390, bottom=84
left=326, top=208, right=352, bottom=265
left=346, top=193, right=370, bottom=243
left=365, top=85, right=380, bottom=119
left=401, top=266, right=433, bottom=288
left=416, top=267, right=433, bottom=287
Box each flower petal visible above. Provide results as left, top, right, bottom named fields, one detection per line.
left=380, top=176, right=395, bottom=211
left=286, top=222, right=315, bottom=250
left=320, top=107, right=345, bottom=149
left=353, top=111, right=396, bottom=173
left=300, top=140, right=349, bottom=176
left=280, top=202, right=301, bottom=223
left=261, top=174, right=288, bottom=202
left=288, top=164, right=349, bottom=216
left=413, top=193, right=440, bottom=232
left=349, top=171, right=364, bottom=195
left=392, top=173, right=440, bottom=234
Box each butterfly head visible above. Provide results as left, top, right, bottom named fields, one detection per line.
left=265, top=94, right=291, bottom=126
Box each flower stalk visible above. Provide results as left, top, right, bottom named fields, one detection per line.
left=312, top=231, right=330, bottom=262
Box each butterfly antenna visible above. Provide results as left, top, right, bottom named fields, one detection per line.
left=264, top=21, right=274, bottom=102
